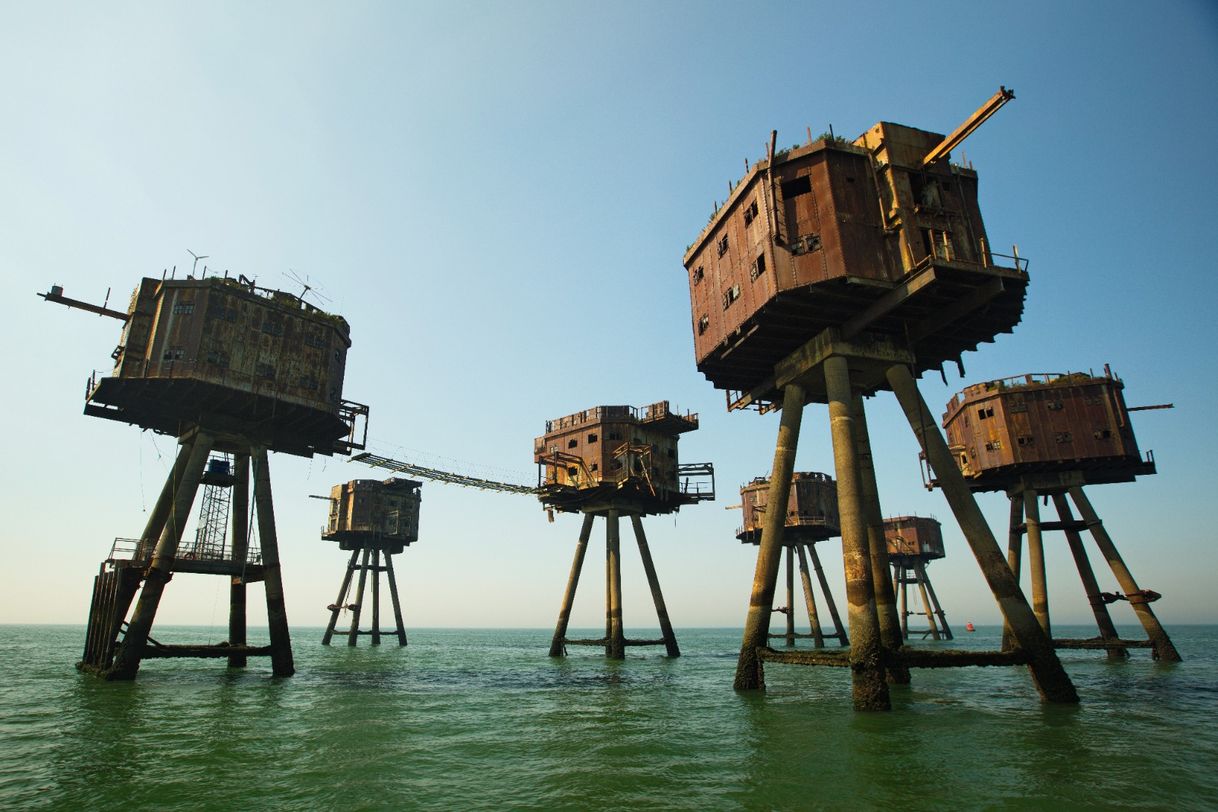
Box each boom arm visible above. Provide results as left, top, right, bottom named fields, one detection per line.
left=921, top=86, right=1015, bottom=167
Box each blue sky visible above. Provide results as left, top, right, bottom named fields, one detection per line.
left=2, top=1, right=1215, bottom=634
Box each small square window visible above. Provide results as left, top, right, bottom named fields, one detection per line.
left=697, top=315, right=709, bottom=335
left=717, top=234, right=729, bottom=257
left=749, top=254, right=767, bottom=281
left=587, top=433, right=598, bottom=443
left=567, top=438, right=578, bottom=449
left=172, top=302, right=194, bottom=315
left=692, top=266, right=704, bottom=285
left=722, top=285, right=741, bottom=310
left=742, top=199, right=759, bottom=226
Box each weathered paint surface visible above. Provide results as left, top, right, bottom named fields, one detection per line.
left=323, top=478, right=423, bottom=554
left=941, top=370, right=1152, bottom=489
left=737, top=471, right=839, bottom=543
left=883, top=515, right=945, bottom=561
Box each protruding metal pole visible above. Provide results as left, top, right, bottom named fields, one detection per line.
left=809, top=543, right=848, bottom=645
left=1052, top=494, right=1126, bottom=660
left=550, top=513, right=595, bottom=657
left=825, top=355, right=888, bottom=711
left=347, top=548, right=371, bottom=647
left=228, top=452, right=250, bottom=668
left=383, top=551, right=408, bottom=646
left=252, top=447, right=294, bottom=676
left=1002, top=494, right=1025, bottom=651
left=606, top=509, right=625, bottom=660
left=1024, top=490, right=1051, bottom=637
left=795, top=543, right=824, bottom=647
left=631, top=515, right=679, bottom=657
left=371, top=548, right=382, bottom=646
left=886, top=364, right=1078, bottom=703
left=323, top=549, right=359, bottom=646
left=1069, top=487, right=1181, bottom=662
left=784, top=545, right=796, bottom=647
left=735, top=383, right=806, bottom=690
left=110, top=432, right=214, bottom=680
left=852, top=393, right=908, bottom=682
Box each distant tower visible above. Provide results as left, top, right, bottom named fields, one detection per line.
left=321, top=478, right=421, bottom=646
left=44, top=275, right=368, bottom=680
left=681, top=88, right=1080, bottom=710
left=737, top=473, right=847, bottom=647
left=883, top=516, right=952, bottom=640
left=535, top=401, right=714, bottom=659
left=939, top=367, right=1179, bottom=661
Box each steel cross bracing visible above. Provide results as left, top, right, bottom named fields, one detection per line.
left=351, top=452, right=539, bottom=496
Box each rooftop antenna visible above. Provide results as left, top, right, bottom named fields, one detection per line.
left=186, top=250, right=209, bottom=277
left=285, top=268, right=332, bottom=307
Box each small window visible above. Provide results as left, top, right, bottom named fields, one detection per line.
left=749, top=254, right=767, bottom=281
left=172, top=302, right=194, bottom=315
left=566, top=466, right=579, bottom=477
left=742, top=199, right=759, bottom=226
left=162, top=348, right=184, bottom=361
left=1017, top=435, right=1035, bottom=447
left=1094, top=428, right=1112, bottom=440
left=722, top=285, right=741, bottom=309
left=697, top=315, right=709, bottom=335
left=692, top=266, right=704, bottom=285
left=717, top=234, right=729, bottom=257
left=780, top=176, right=811, bottom=198
left=205, top=350, right=228, bottom=367
left=1054, top=432, right=1073, bottom=444
left=666, top=448, right=675, bottom=459
left=977, top=406, right=994, bottom=420
left=984, top=440, right=1003, bottom=451
left=1046, top=401, right=1064, bottom=411
left=590, top=463, right=599, bottom=472
left=587, top=433, right=598, bottom=443
left=303, top=332, right=327, bottom=349
left=567, top=438, right=578, bottom=449
left=261, top=318, right=285, bottom=337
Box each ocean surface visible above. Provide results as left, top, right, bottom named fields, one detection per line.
left=1, top=624, right=1216, bottom=810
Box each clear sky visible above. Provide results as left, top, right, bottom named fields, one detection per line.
left=2, top=1, right=1216, bottom=635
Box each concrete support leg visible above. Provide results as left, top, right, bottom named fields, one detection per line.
left=795, top=544, right=824, bottom=647
left=784, top=546, right=796, bottom=647
left=809, top=543, right=848, bottom=646
left=825, top=355, right=888, bottom=711
left=1024, top=490, right=1051, bottom=638
left=228, top=452, right=250, bottom=668
left=606, top=510, right=625, bottom=660
left=384, top=552, right=408, bottom=646
left=852, top=393, right=908, bottom=682
left=734, top=383, right=805, bottom=690
left=323, top=549, right=359, bottom=646
left=252, top=448, right=293, bottom=677
left=920, top=564, right=953, bottom=640
left=550, top=514, right=594, bottom=657
left=1069, top=487, right=1181, bottom=662
left=1052, top=494, right=1126, bottom=661
left=886, top=364, right=1078, bottom=703
left=371, top=549, right=382, bottom=646
left=347, top=548, right=371, bottom=647
left=914, top=561, right=942, bottom=640
left=897, top=563, right=910, bottom=639
left=1002, top=495, right=1025, bottom=651
left=110, top=432, right=214, bottom=680
left=631, top=515, right=679, bottom=657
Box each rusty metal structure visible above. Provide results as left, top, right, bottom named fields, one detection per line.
left=683, top=87, right=1080, bottom=710
left=320, top=478, right=421, bottom=646
left=43, top=274, right=369, bottom=680
left=536, top=401, right=714, bottom=658
left=936, top=367, right=1180, bottom=661
left=737, top=473, right=847, bottom=648
left=883, top=516, right=952, bottom=640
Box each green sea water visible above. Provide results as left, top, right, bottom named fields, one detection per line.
left=1, top=624, right=1216, bottom=810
